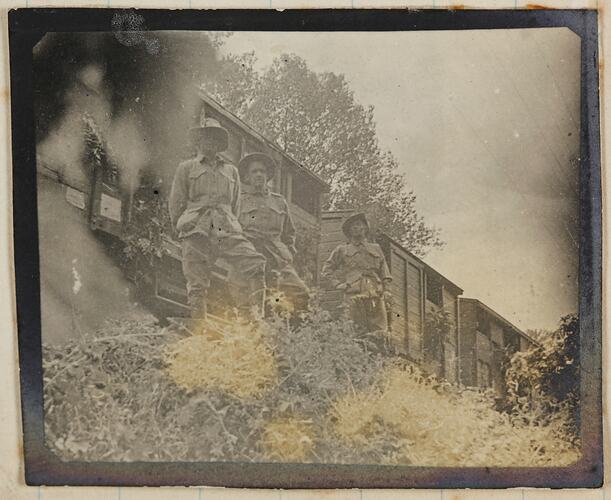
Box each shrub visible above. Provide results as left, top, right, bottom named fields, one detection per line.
left=330, top=361, right=580, bottom=466
left=164, top=319, right=277, bottom=398
left=43, top=310, right=580, bottom=465
left=503, top=313, right=580, bottom=435
left=261, top=417, right=315, bottom=462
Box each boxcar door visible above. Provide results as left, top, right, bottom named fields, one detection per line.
left=389, top=249, right=408, bottom=354
left=407, top=263, right=423, bottom=362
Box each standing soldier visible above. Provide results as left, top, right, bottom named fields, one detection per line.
left=168, top=118, right=267, bottom=319
left=322, top=212, right=392, bottom=333
left=237, top=153, right=309, bottom=313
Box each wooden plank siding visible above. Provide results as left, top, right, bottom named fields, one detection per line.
left=406, top=262, right=423, bottom=362
left=388, top=249, right=408, bottom=354
left=382, top=237, right=426, bottom=362
left=519, top=336, right=531, bottom=351
left=490, top=321, right=505, bottom=348
left=291, top=203, right=319, bottom=231
left=442, top=288, right=459, bottom=383
left=459, top=298, right=539, bottom=395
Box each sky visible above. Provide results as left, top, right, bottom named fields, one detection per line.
left=220, top=29, right=581, bottom=331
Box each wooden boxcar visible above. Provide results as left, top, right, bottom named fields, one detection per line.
left=458, top=298, right=538, bottom=394
left=319, top=210, right=463, bottom=383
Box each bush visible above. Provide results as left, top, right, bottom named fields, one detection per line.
left=331, top=362, right=580, bottom=466
left=43, top=310, right=580, bottom=464
left=165, top=319, right=277, bottom=398
left=503, top=313, right=580, bottom=436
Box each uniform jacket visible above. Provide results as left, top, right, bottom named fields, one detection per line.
left=322, top=240, right=392, bottom=296
left=168, top=155, right=242, bottom=239
left=238, top=185, right=297, bottom=266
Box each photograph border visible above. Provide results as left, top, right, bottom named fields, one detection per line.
left=9, top=7, right=603, bottom=488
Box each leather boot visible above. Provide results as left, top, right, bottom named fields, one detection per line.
left=244, top=274, right=266, bottom=320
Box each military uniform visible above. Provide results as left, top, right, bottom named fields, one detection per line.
left=168, top=154, right=266, bottom=317
left=239, top=183, right=309, bottom=311
left=322, top=222, right=391, bottom=332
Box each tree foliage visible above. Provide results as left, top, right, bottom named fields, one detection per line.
left=504, top=314, right=579, bottom=434
left=204, top=52, right=442, bottom=256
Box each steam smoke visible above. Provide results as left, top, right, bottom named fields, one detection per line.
left=34, top=31, right=221, bottom=343
left=35, top=30, right=219, bottom=187
left=37, top=64, right=111, bottom=184
left=107, top=111, right=149, bottom=196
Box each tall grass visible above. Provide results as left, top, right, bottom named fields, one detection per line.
left=43, top=312, right=579, bottom=465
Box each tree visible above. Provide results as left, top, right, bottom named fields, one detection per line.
left=204, top=53, right=442, bottom=256
left=525, top=328, right=554, bottom=344
left=503, top=313, right=579, bottom=434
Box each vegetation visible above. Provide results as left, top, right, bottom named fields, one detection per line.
left=423, top=308, right=455, bottom=373
left=503, top=313, right=580, bottom=436
left=43, top=310, right=579, bottom=465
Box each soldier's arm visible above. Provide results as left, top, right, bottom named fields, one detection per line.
left=322, top=247, right=343, bottom=289
left=231, top=166, right=241, bottom=217
left=281, top=200, right=297, bottom=254
left=168, top=163, right=188, bottom=230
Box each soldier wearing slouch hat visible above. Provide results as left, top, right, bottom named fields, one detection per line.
left=322, top=212, right=392, bottom=332
left=237, top=152, right=310, bottom=313
left=168, top=118, right=266, bottom=319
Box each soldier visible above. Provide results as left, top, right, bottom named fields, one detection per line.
left=237, top=152, right=309, bottom=313
left=322, top=212, right=392, bottom=333
left=168, top=118, right=267, bottom=319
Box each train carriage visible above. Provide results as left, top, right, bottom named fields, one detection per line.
left=458, top=298, right=539, bottom=394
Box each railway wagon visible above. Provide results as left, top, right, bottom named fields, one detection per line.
left=458, top=298, right=539, bottom=395
left=318, top=210, right=463, bottom=383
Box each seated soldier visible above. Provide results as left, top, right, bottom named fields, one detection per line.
left=237, top=153, right=309, bottom=313
left=322, top=212, right=392, bottom=333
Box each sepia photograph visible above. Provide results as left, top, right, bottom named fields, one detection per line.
left=9, top=8, right=602, bottom=488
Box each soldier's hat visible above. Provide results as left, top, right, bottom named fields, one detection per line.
left=189, top=117, right=229, bottom=152
left=342, top=212, right=370, bottom=238
left=238, top=152, right=277, bottom=184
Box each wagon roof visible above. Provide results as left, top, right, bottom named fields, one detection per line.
left=459, top=298, right=540, bottom=347
left=198, top=91, right=330, bottom=192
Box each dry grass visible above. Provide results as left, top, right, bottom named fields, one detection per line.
left=261, top=417, right=315, bottom=462
left=331, top=362, right=581, bottom=467
left=43, top=312, right=580, bottom=465
left=164, top=319, right=276, bottom=399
